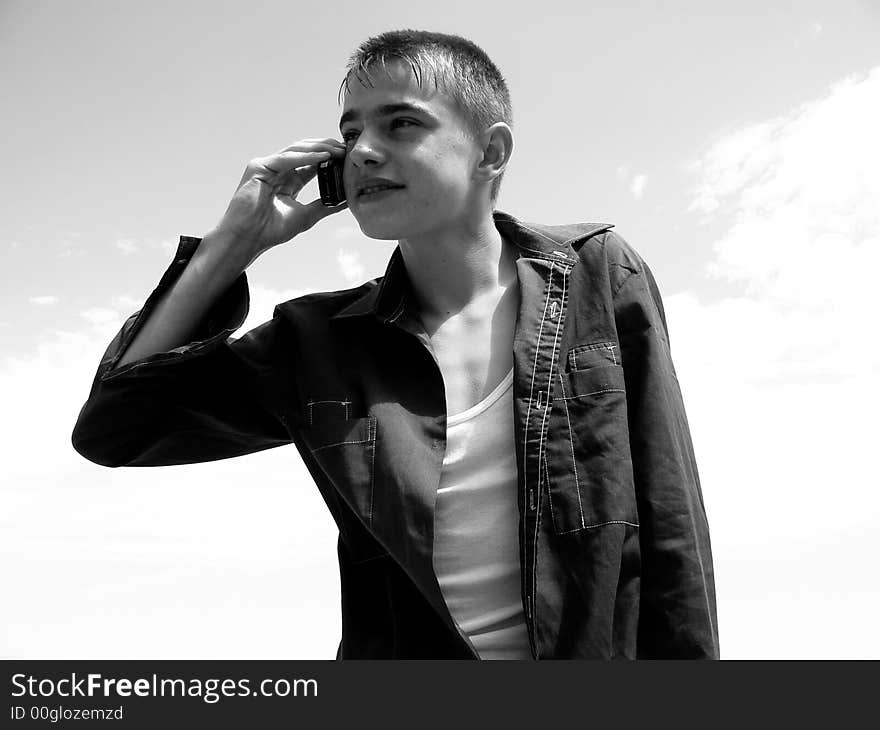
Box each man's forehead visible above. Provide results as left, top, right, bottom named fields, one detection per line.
left=340, top=60, right=449, bottom=120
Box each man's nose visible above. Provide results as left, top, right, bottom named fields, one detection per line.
left=347, top=131, right=385, bottom=167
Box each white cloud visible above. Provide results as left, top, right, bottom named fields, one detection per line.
left=616, top=164, right=647, bottom=199
left=0, top=329, right=109, bottom=481
left=336, top=248, right=365, bottom=283
left=80, top=307, right=119, bottom=325
left=79, top=306, right=126, bottom=340
left=678, top=66, right=880, bottom=657
left=2, top=283, right=339, bottom=657
left=630, top=173, right=647, bottom=199
left=689, top=66, right=880, bottom=327
left=29, top=295, right=59, bottom=305
left=138, top=235, right=179, bottom=254
left=111, top=294, right=142, bottom=311
left=0, top=324, right=340, bottom=658
left=58, top=232, right=85, bottom=258
left=115, top=238, right=139, bottom=255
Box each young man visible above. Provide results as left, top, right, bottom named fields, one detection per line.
left=73, top=30, right=719, bottom=659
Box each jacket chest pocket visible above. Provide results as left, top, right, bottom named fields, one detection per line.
left=544, top=347, right=638, bottom=535
left=299, top=413, right=386, bottom=562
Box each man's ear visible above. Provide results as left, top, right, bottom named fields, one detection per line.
left=474, top=122, right=514, bottom=185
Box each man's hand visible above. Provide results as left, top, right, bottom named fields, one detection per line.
left=210, top=138, right=348, bottom=266
left=113, top=138, right=347, bottom=368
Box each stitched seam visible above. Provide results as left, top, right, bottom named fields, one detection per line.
left=532, top=268, right=567, bottom=649
left=368, top=418, right=376, bottom=526
left=571, top=341, right=616, bottom=353
left=526, top=253, right=574, bottom=267
left=521, top=265, right=554, bottom=647
left=511, top=240, right=576, bottom=266
left=557, top=372, right=585, bottom=530
left=533, top=454, right=546, bottom=661
left=306, top=398, right=352, bottom=427
left=569, top=342, right=619, bottom=369
left=545, top=454, right=557, bottom=528
left=555, top=520, right=640, bottom=534
left=312, top=437, right=371, bottom=451
left=516, top=222, right=562, bottom=246
left=517, top=244, right=561, bottom=260
left=515, top=243, right=548, bottom=256
left=552, top=388, right=625, bottom=401
left=521, top=267, right=554, bottom=530
left=561, top=227, right=611, bottom=248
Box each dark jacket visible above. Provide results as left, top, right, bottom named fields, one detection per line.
left=72, top=210, right=719, bottom=659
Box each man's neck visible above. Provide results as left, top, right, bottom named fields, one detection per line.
left=397, top=211, right=518, bottom=333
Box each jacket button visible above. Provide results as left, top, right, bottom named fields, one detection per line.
left=432, top=439, right=441, bottom=449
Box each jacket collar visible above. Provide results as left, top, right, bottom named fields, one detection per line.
left=331, top=210, right=613, bottom=321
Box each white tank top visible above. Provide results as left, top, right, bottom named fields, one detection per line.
left=432, top=368, right=533, bottom=660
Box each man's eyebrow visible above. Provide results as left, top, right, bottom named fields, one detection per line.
left=339, top=102, right=432, bottom=129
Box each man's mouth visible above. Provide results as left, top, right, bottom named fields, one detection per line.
left=357, top=181, right=405, bottom=198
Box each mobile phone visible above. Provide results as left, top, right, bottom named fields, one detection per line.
left=317, top=158, right=346, bottom=206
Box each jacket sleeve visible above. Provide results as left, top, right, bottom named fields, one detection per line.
left=71, top=236, right=295, bottom=468
left=614, top=257, right=720, bottom=659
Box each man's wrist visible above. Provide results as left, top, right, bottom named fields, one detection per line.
left=192, top=227, right=255, bottom=281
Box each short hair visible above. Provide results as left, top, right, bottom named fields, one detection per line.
left=340, top=29, right=513, bottom=203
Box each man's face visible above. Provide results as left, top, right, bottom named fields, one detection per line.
left=339, top=61, right=484, bottom=240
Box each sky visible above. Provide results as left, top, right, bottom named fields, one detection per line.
left=2, top=0, right=879, bottom=659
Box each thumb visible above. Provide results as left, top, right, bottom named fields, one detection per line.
left=300, top=198, right=349, bottom=230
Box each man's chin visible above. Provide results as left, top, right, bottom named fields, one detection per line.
left=359, top=228, right=400, bottom=241
left=351, top=212, right=407, bottom=241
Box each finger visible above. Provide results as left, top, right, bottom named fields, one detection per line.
left=256, top=149, right=335, bottom=179
left=275, top=141, right=346, bottom=164
left=277, top=165, right=319, bottom=197
left=293, top=163, right=320, bottom=186
left=279, top=138, right=346, bottom=153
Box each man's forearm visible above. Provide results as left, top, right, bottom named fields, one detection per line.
left=116, top=228, right=251, bottom=367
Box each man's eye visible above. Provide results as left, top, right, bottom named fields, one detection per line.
left=390, top=118, right=418, bottom=130
left=341, top=130, right=359, bottom=143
